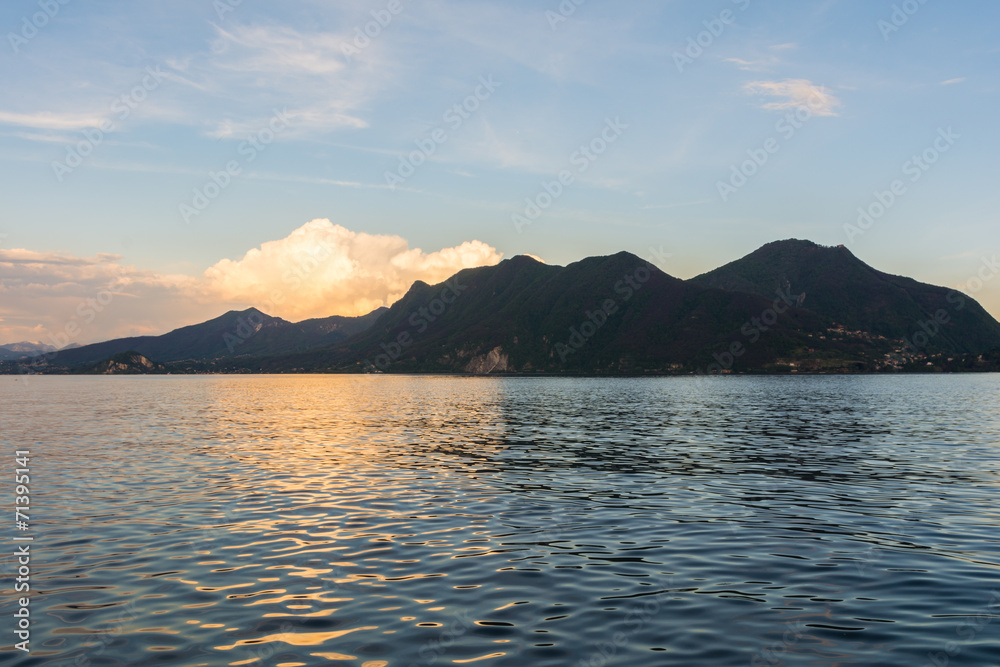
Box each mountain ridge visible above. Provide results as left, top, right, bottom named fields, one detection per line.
left=5, top=240, right=999, bottom=375
left=691, top=239, right=1000, bottom=355
left=11, top=307, right=386, bottom=369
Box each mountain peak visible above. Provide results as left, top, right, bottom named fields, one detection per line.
left=752, top=239, right=862, bottom=261
left=761, top=238, right=821, bottom=248
left=692, top=240, right=1000, bottom=354
left=226, top=307, right=270, bottom=319
left=754, top=238, right=842, bottom=254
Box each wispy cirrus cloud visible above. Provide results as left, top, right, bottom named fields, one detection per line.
left=744, top=78, right=842, bottom=116
left=724, top=43, right=797, bottom=72
left=0, top=17, right=392, bottom=142
left=725, top=57, right=768, bottom=72
left=0, top=110, right=108, bottom=131
left=167, top=22, right=390, bottom=138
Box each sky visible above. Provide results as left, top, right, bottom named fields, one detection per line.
left=1, top=0, right=998, bottom=346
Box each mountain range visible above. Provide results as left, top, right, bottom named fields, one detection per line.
left=0, top=341, right=60, bottom=361
left=4, top=240, right=999, bottom=375
left=20, top=309, right=384, bottom=368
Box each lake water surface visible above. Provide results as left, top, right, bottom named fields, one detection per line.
left=2, top=375, right=999, bottom=666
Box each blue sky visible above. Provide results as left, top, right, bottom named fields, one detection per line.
left=1, top=0, right=998, bottom=345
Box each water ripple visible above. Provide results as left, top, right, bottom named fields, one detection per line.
left=1, top=375, right=999, bottom=665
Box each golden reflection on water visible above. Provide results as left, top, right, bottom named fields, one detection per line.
left=215, top=626, right=379, bottom=650
left=157, top=377, right=518, bottom=658
left=5, top=375, right=1000, bottom=665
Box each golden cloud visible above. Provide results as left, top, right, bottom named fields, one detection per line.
left=200, top=219, right=503, bottom=320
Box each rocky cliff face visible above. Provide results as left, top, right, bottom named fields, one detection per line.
left=463, top=346, right=510, bottom=374
left=103, top=354, right=155, bottom=374
left=89, top=352, right=165, bottom=375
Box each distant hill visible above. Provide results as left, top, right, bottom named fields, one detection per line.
left=0, top=342, right=57, bottom=361
left=690, top=240, right=1000, bottom=355
left=34, top=307, right=386, bottom=369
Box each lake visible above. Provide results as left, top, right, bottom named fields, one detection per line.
left=2, top=374, right=999, bottom=666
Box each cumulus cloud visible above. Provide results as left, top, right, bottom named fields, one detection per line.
left=0, top=221, right=504, bottom=345
left=201, top=219, right=503, bottom=320
left=744, top=79, right=842, bottom=117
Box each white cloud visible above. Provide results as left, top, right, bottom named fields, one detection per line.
left=0, top=221, right=503, bottom=346
left=940, top=77, right=966, bottom=86
left=185, top=23, right=386, bottom=137
left=0, top=18, right=389, bottom=141
left=211, top=24, right=349, bottom=76
left=744, top=79, right=842, bottom=117
left=725, top=57, right=766, bottom=72
left=201, top=219, right=503, bottom=320
left=723, top=44, right=796, bottom=72
left=0, top=110, right=107, bottom=131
